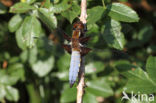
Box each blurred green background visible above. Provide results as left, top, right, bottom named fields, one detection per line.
left=0, top=0, right=156, bottom=103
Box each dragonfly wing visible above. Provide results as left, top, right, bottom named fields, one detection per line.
left=79, top=36, right=90, bottom=44
left=63, top=32, right=71, bottom=41
left=69, top=51, right=81, bottom=87
left=63, top=44, right=71, bottom=54
left=81, top=47, right=91, bottom=56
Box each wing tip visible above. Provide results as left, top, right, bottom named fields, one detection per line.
left=69, top=81, right=75, bottom=88
left=70, top=83, right=74, bottom=88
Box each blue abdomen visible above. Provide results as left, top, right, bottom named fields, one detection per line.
left=69, top=51, right=80, bottom=87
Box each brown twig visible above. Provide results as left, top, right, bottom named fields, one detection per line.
left=77, top=0, right=87, bottom=103
left=77, top=57, right=85, bottom=103
left=79, top=0, right=87, bottom=24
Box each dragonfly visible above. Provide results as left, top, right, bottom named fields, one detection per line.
left=63, top=21, right=91, bottom=87
left=48, top=21, right=133, bottom=87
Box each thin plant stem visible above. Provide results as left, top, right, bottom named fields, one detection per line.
left=102, top=0, right=106, bottom=9
left=77, top=0, right=87, bottom=103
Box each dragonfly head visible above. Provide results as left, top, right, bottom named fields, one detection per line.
left=73, top=21, right=84, bottom=32
left=72, top=21, right=86, bottom=38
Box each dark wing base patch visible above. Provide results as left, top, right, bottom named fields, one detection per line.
left=63, top=44, right=71, bottom=54
left=79, top=36, right=90, bottom=44
left=81, top=47, right=91, bottom=56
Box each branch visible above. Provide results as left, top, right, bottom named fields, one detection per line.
left=77, top=0, right=87, bottom=103
left=77, top=57, right=85, bottom=103
left=79, top=0, right=87, bottom=24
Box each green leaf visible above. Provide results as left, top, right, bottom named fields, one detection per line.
left=0, top=71, right=17, bottom=85
left=42, top=0, right=51, bottom=8
left=5, top=86, right=19, bottom=102
left=8, top=14, right=23, bottom=32
left=21, top=16, right=42, bottom=48
left=28, top=47, right=38, bottom=66
left=87, top=6, right=105, bottom=24
left=60, top=88, right=76, bottom=103
left=115, top=60, right=133, bottom=72
left=107, top=3, right=139, bottom=22
left=116, top=62, right=156, bottom=94
left=50, top=0, right=71, bottom=13
left=102, top=19, right=126, bottom=50
left=86, top=78, right=113, bottom=97
left=7, top=63, right=25, bottom=82
left=0, top=84, right=6, bottom=100
left=32, top=56, right=54, bottom=77
left=20, top=50, right=28, bottom=63
left=87, top=23, right=99, bottom=33
left=83, top=92, right=97, bottom=103
left=0, top=63, right=25, bottom=85
left=146, top=56, right=156, bottom=83
left=9, top=2, right=35, bottom=13
left=124, top=68, right=156, bottom=94
left=147, top=45, right=156, bottom=54
left=56, top=53, right=70, bottom=71
left=52, top=70, right=68, bottom=81
left=61, top=3, right=80, bottom=23
left=53, top=0, right=59, bottom=4
left=4, top=52, right=10, bottom=60
left=26, top=84, right=41, bottom=103
left=9, top=57, right=20, bottom=64
left=0, top=70, right=9, bottom=84
left=0, top=3, right=7, bottom=14
left=26, top=0, right=36, bottom=4
left=38, top=8, right=57, bottom=30
left=85, top=61, right=105, bottom=74
left=138, top=25, right=153, bottom=44
left=15, top=26, right=27, bottom=50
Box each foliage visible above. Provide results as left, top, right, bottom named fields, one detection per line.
left=0, top=0, right=155, bottom=103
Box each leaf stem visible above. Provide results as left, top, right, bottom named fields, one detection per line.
left=102, top=0, right=106, bottom=9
